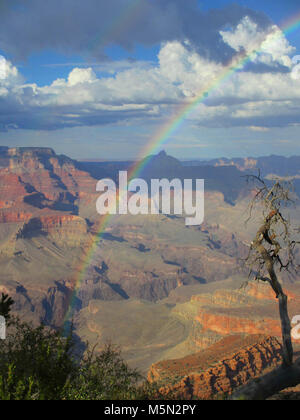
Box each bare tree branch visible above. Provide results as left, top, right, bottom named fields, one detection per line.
left=231, top=174, right=300, bottom=399
left=241, top=174, right=299, bottom=373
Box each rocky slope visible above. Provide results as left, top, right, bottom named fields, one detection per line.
left=0, top=147, right=299, bottom=376
left=0, top=147, right=98, bottom=324
left=193, top=282, right=300, bottom=342
left=169, top=281, right=300, bottom=352
left=148, top=335, right=283, bottom=399
left=71, top=280, right=300, bottom=374
left=0, top=147, right=253, bottom=320
left=0, top=147, right=95, bottom=218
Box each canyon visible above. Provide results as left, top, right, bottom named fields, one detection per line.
left=0, top=146, right=299, bottom=393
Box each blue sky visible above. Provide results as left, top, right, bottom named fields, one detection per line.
left=0, top=0, right=300, bottom=160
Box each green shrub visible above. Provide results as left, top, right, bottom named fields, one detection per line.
left=62, top=343, right=142, bottom=400
left=0, top=318, right=75, bottom=400
left=0, top=316, right=162, bottom=400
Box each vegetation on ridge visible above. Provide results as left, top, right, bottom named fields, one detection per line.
left=0, top=313, right=164, bottom=400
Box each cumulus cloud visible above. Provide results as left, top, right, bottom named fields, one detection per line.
left=68, top=68, right=97, bottom=86
left=0, top=13, right=300, bottom=132
left=158, top=41, right=223, bottom=97
left=220, top=16, right=295, bottom=68
left=0, top=55, right=22, bottom=86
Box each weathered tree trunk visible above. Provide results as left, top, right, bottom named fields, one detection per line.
left=253, top=213, right=293, bottom=367
left=240, top=178, right=300, bottom=399
left=278, top=293, right=294, bottom=367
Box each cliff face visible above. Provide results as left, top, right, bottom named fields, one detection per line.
left=0, top=147, right=96, bottom=247
left=0, top=147, right=96, bottom=221
left=0, top=147, right=299, bottom=375
left=187, top=282, right=300, bottom=348
left=17, top=214, right=88, bottom=246
left=0, top=148, right=98, bottom=325
left=148, top=335, right=283, bottom=399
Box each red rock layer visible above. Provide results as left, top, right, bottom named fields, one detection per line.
left=191, top=282, right=300, bottom=345
left=148, top=335, right=283, bottom=399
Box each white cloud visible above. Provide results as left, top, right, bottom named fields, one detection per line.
left=220, top=17, right=263, bottom=54
left=0, top=56, right=6, bottom=80
left=68, top=67, right=97, bottom=86
left=220, top=16, right=295, bottom=68
left=158, top=41, right=223, bottom=97
left=248, top=126, right=270, bottom=132
left=0, top=15, right=300, bottom=132
left=0, top=55, right=22, bottom=88
left=260, top=27, right=295, bottom=67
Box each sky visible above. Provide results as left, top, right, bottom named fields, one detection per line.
left=0, top=0, right=300, bottom=160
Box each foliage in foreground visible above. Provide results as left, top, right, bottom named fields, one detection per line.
left=0, top=317, right=161, bottom=400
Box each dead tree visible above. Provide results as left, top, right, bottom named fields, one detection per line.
left=232, top=174, right=300, bottom=400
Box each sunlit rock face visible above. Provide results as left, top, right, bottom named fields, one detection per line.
left=148, top=335, right=283, bottom=399
left=0, top=147, right=299, bottom=376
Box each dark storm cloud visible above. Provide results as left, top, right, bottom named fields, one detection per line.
left=0, top=106, right=154, bottom=131
left=0, top=89, right=160, bottom=131
left=0, top=0, right=271, bottom=63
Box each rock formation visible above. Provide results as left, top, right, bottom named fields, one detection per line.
left=148, top=335, right=283, bottom=399
left=0, top=147, right=299, bottom=378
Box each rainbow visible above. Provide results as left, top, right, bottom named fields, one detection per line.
left=63, top=11, right=300, bottom=329
left=283, top=11, right=300, bottom=36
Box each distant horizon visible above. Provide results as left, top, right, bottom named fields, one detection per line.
left=79, top=153, right=300, bottom=162
left=1, top=144, right=300, bottom=163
